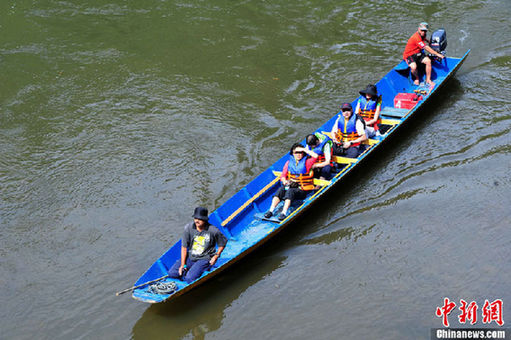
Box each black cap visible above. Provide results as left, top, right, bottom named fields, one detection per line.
left=192, top=206, right=209, bottom=221
left=341, top=102, right=353, bottom=111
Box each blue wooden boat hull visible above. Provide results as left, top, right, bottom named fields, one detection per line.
left=131, top=50, right=470, bottom=303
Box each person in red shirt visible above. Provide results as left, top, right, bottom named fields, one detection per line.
left=403, top=22, right=445, bottom=86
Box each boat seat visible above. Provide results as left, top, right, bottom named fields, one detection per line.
left=380, top=107, right=409, bottom=118
left=332, top=155, right=357, bottom=164
left=380, top=118, right=401, bottom=125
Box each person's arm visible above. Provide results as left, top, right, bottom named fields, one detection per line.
left=366, top=99, right=382, bottom=126
left=355, top=119, right=368, bottom=143
left=330, top=116, right=340, bottom=143
left=305, top=155, right=318, bottom=172
left=313, top=144, right=331, bottom=168
left=354, top=99, right=361, bottom=115
left=209, top=246, right=225, bottom=266
left=281, top=161, right=289, bottom=185
left=210, top=229, right=228, bottom=266
left=343, top=120, right=367, bottom=148
left=423, top=45, right=444, bottom=59
left=179, top=246, right=188, bottom=276
left=299, top=146, right=318, bottom=160
left=323, top=143, right=332, bottom=165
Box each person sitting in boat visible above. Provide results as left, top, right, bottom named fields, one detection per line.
left=330, top=102, right=368, bottom=159
left=264, top=143, right=318, bottom=221
left=305, top=133, right=333, bottom=181
left=403, top=22, right=445, bottom=86
left=167, top=207, right=228, bottom=284
left=355, top=84, right=382, bottom=138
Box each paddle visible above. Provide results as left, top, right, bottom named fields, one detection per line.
left=116, top=274, right=170, bottom=296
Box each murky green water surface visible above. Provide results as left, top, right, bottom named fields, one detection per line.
left=1, top=1, right=510, bottom=339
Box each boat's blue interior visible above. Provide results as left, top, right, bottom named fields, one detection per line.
left=132, top=52, right=469, bottom=303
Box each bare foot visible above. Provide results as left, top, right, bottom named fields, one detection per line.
left=426, top=80, right=435, bottom=86
left=413, top=79, right=420, bottom=85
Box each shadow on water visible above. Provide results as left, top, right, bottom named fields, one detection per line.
left=131, top=252, right=286, bottom=340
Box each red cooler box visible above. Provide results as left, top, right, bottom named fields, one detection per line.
left=394, top=93, right=423, bottom=109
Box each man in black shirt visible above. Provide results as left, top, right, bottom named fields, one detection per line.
left=168, top=207, right=228, bottom=283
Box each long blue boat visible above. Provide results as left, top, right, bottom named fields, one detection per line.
left=128, top=50, right=470, bottom=303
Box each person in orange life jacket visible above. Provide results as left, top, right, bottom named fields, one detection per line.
left=167, top=207, right=227, bottom=283
left=403, top=22, right=445, bottom=86
left=330, top=102, right=367, bottom=159
left=355, top=84, right=382, bottom=138
left=305, top=133, right=333, bottom=181
left=264, top=143, right=318, bottom=221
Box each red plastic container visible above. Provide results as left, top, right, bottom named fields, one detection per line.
left=394, top=93, right=423, bottom=109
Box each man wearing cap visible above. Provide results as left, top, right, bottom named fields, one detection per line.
left=403, top=22, right=445, bottom=86
left=167, top=207, right=228, bottom=283
left=330, top=102, right=368, bottom=159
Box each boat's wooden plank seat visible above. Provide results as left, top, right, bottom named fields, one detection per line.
left=380, top=118, right=401, bottom=125
left=380, top=107, right=409, bottom=118
left=332, top=155, right=357, bottom=164
left=272, top=171, right=332, bottom=187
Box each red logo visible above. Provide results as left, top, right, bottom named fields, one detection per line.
left=436, top=298, right=504, bottom=327
left=482, top=299, right=504, bottom=326
left=436, top=298, right=457, bottom=327
left=458, top=299, right=478, bottom=325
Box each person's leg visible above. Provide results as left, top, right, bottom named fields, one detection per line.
left=280, top=199, right=292, bottom=219
left=267, top=196, right=280, bottom=213
left=365, top=126, right=375, bottom=138
left=280, top=187, right=298, bottom=218
left=345, top=146, right=360, bottom=158
left=332, top=143, right=344, bottom=156
left=280, top=188, right=308, bottom=219
left=422, top=56, right=434, bottom=85
left=167, top=259, right=182, bottom=278
left=407, top=58, right=419, bottom=85
left=374, top=125, right=382, bottom=137
left=265, top=186, right=285, bottom=217
left=183, top=259, right=211, bottom=283
left=320, top=165, right=332, bottom=180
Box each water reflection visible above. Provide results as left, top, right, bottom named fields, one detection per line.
left=132, top=253, right=286, bottom=340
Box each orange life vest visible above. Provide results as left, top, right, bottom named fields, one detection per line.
left=358, top=96, right=381, bottom=129
left=309, top=133, right=333, bottom=166
left=335, top=113, right=361, bottom=147
left=287, top=156, right=315, bottom=191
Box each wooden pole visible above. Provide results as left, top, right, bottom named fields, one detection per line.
left=116, top=275, right=170, bottom=296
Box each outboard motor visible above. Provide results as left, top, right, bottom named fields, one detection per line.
left=430, top=28, right=447, bottom=61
